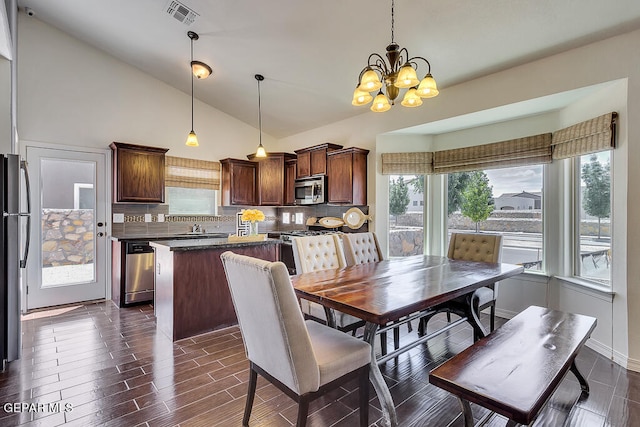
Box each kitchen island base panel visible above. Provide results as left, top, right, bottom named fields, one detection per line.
left=154, top=241, right=280, bottom=341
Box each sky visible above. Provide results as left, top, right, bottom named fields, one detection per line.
left=485, top=165, right=543, bottom=197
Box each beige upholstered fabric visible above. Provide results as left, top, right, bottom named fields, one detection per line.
left=290, top=235, right=362, bottom=330
left=220, top=252, right=370, bottom=395
left=291, top=234, right=346, bottom=273
left=448, top=233, right=503, bottom=303
left=342, top=232, right=384, bottom=266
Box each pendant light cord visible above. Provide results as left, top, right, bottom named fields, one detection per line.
left=190, top=37, right=194, bottom=131
left=257, top=77, right=262, bottom=146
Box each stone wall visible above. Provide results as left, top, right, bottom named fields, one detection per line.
left=389, top=210, right=611, bottom=256
left=42, top=209, right=94, bottom=267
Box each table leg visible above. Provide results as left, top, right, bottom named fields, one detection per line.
left=570, top=360, right=590, bottom=395
left=363, top=322, right=397, bottom=427
left=464, top=292, right=487, bottom=341
left=323, top=306, right=337, bottom=329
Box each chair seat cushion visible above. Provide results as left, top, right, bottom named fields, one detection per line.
left=475, top=287, right=495, bottom=306
left=300, top=300, right=363, bottom=329
left=305, top=320, right=371, bottom=386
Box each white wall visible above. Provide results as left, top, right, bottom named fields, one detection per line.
left=16, top=14, right=275, bottom=161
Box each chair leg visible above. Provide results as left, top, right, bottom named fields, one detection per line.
left=359, top=366, right=370, bottom=427
left=380, top=331, right=387, bottom=355
left=297, top=397, right=310, bottom=427
left=446, top=310, right=451, bottom=322
left=489, top=303, right=496, bottom=332
left=393, top=326, right=400, bottom=351
left=243, top=364, right=258, bottom=426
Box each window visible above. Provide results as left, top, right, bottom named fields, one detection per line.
left=575, top=152, right=611, bottom=285
left=447, top=165, right=544, bottom=271
left=389, top=175, right=425, bottom=257
left=166, top=187, right=217, bottom=215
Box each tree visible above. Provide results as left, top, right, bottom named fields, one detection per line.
left=461, top=171, right=494, bottom=232
left=389, top=176, right=410, bottom=226
left=581, top=154, right=610, bottom=239
left=448, top=172, right=471, bottom=216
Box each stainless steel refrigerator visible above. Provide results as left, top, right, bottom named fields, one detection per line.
left=1, top=154, right=31, bottom=371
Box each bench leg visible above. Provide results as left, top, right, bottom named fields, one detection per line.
left=570, top=360, right=590, bottom=396
left=458, top=398, right=475, bottom=427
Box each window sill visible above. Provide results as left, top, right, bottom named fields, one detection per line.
left=555, top=276, right=615, bottom=302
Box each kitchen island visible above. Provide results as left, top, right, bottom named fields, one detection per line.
left=151, top=237, right=281, bottom=341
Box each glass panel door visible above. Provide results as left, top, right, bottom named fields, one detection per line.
left=26, top=146, right=108, bottom=309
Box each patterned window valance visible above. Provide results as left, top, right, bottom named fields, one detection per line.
left=432, top=133, right=552, bottom=174
left=381, top=152, right=433, bottom=175
left=551, top=112, right=617, bottom=160
left=165, top=156, right=221, bottom=190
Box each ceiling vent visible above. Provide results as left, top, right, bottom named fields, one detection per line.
left=165, top=0, right=198, bottom=25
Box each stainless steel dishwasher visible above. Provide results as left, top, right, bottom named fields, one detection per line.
left=124, top=242, right=155, bottom=304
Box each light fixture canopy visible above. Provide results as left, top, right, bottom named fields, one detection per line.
left=185, top=31, right=211, bottom=147
left=353, top=0, right=439, bottom=112
left=255, top=74, right=267, bottom=158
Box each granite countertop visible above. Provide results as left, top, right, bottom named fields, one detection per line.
left=150, top=238, right=281, bottom=251
left=110, top=232, right=232, bottom=242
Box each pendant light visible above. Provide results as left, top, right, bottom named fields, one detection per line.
left=185, top=31, right=211, bottom=147
left=255, top=74, right=267, bottom=158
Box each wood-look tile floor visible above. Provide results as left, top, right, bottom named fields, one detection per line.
left=0, top=301, right=637, bottom=426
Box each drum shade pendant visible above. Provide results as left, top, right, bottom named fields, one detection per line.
left=352, top=0, right=439, bottom=112
left=255, top=74, right=267, bottom=158
left=185, top=31, right=211, bottom=147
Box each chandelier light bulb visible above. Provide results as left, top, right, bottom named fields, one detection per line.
left=358, top=68, right=383, bottom=92
left=352, top=87, right=373, bottom=106
left=371, top=91, right=391, bottom=112
left=185, top=130, right=199, bottom=147
left=416, top=73, right=439, bottom=98
left=401, top=87, right=423, bottom=107
left=395, top=64, right=420, bottom=88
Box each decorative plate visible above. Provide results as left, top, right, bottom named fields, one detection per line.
left=344, top=207, right=370, bottom=229
left=318, top=217, right=345, bottom=228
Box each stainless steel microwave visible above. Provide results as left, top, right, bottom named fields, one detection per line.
left=294, top=176, right=326, bottom=205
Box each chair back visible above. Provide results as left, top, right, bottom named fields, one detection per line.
left=291, top=234, right=346, bottom=274
left=220, top=251, right=320, bottom=394
left=447, top=233, right=503, bottom=263
left=342, top=232, right=384, bottom=266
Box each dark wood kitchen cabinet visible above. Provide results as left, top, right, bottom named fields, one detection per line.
left=284, top=158, right=297, bottom=205
left=110, top=142, right=169, bottom=203
left=221, top=158, right=257, bottom=206
left=247, top=152, right=296, bottom=206
left=326, top=147, right=369, bottom=205
left=294, top=143, right=343, bottom=178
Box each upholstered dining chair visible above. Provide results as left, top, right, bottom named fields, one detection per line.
left=291, top=234, right=366, bottom=334
left=221, top=251, right=371, bottom=427
left=418, top=232, right=503, bottom=340
left=341, top=231, right=412, bottom=355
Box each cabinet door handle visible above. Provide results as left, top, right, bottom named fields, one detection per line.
left=97, top=232, right=105, bottom=237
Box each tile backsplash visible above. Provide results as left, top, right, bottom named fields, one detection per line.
left=111, top=203, right=369, bottom=238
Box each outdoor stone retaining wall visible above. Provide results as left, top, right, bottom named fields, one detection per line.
left=42, top=209, right=94, bottom=267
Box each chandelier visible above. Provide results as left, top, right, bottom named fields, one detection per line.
left=352, top=0, right=439, bottom=112
left=185, top=31, right=212, bottom=147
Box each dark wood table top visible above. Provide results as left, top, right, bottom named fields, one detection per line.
left=291, top=255, right=524, bottom=325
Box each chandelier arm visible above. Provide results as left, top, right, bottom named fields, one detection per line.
left=407, top=56, right=432, bottom=74
left=368, top=53, right=391, bottom=76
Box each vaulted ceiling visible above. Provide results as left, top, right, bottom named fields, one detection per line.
left=15, top=0, right=640, bottom=138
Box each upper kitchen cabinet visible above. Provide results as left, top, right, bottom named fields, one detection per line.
left=220, top=158, right=257, bottom=206
left=284, top=158, right=297, bottom=206
left=294, top=143, right=343, bottom=178
left=247, top=152, right=296, bottom=206
left=110, top=142, right=169, bottom=203
left=327, top=147, right=369, bottom=205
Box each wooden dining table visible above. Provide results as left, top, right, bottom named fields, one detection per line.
left=290, top=254, right=524, bottom=427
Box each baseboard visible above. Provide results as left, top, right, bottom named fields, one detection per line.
left=495, top=308, right=517, bottom=320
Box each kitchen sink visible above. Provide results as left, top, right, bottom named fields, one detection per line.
left=174, top=232, right=229, bottom=238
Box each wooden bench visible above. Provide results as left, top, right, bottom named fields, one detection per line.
left=429, top=305, right=597, bottom=426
